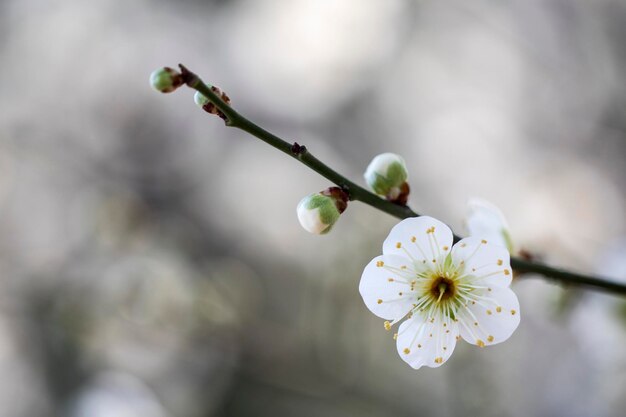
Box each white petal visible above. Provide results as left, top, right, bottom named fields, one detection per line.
left=451, top=237, right=512, bottom=287
left=466, top=198, right=511, bottom=250
left=395, top=313, right=459, bottom=369
left=297, top=206, right=328, bottom=234
left=359, top=255, right=419, bottom=320
left=383, top=216, right=453, bottom=268
left=457, top=285, right=520, bottom=347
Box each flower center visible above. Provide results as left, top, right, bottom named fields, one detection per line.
left=429, top=276, right=456, bottom=303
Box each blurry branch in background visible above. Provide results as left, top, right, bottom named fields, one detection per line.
left=159, top=64, right=626, bottom=297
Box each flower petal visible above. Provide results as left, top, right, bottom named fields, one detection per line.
left=395, top=313, right=460, bottom=369
left=465, top=198, right=513, bottom=252
left=359, top=255, right=419, bottom=320
left=383, top=216, right=453, bottom=268
left=457, top=285, right=520, bottom=347
left=451, top=237, right=512, bottom=287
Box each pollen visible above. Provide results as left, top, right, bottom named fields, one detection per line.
left=497, top=259, right=503, bottom=266
left=377, top=299, right=383, bottom=304
left=384, top=321, right=391, bottom=331
left=504, top=269, right=511, bottom=276
left=434, top=357, right=443, bottom=364
left=487, top=335, right=494, bottom=342
left=403, top=348, right=411, bottom=354
left=481, top=239, right=487, bottom=244
left=396, top=242, right=402, bottom=248
left=477, top=339, right=485, bottom=348
left=376, top=261, right=384, bottom=267
left=496, top=306, right=502, bottom=313
left=511, top=309, right=517, bottom=315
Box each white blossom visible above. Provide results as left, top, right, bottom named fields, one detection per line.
left=466, top=198, right=514, bottom=253
left=359, top=216, right=520, bottom=369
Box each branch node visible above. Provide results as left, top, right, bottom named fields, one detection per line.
left=291, top=142, right=307, bottom=155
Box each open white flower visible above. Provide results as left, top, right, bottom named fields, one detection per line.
left=359, top=216, right=520, bottom=369
left=465, top=198, right=514, bottom=253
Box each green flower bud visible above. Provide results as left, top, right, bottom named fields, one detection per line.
left=297, top=187, right=348, bottom=235
left=149, top=67, right=183, bottom=93
left=194, top=87, right=231, bottom=120
left=364, top=153, right=409, bottom=203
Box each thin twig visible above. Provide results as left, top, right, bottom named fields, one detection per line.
left=177, top=64, right=626, bottom=297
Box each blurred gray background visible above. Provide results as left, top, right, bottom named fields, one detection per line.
left=0, top=0, right=626, bottom=416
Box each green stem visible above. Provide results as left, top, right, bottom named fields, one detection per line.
left=178, top=64, right=626, bottom=297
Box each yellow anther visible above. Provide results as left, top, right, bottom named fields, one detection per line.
left=393, top=333, right=398, bottom=340
left=443, top=246, right=449, bottom=251
left=496, top=306, right=502, bottom=313
left=396, top=242, right=402, bottom=248
left=474, top=322, right=478, bottom=326
left=443, top=323, right=447, bottom=327
left=481, top=239, right=487, bottom=244
left=497, top=259, right=503, bottom=266
left=387, top=278, right=394, bottom=282
left=443, top=347, right=447, bottom=350
left=398, top=292, right=403, bottom=296
left=377, top=299, right=383, bottom=304
left=417, top=344, right=422, bottom=348
left=511, top=309, right=517, bottom=315
left=384, top=321, right=391, bottom=331
left=477, top=339, right=485, bottom=348
left=487, top=335, right=494, bottom=343
left=434, top=357, right=443, bottom=364
left=376, top=261, right=384, bottom=267
left=403, top=348, right=411, bottom=354
left=486, top=309, right=492, bottom=315
left=504, top=269, right=510, bottom=276
left=401, top=265, right=407, bottom=270
left=429, top=333, right=433, bottom=338
left=411, top=236, right=416, bottom=242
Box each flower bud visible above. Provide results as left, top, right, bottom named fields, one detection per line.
left=297, top=187, right=348, bottom=235
left=149, top=67, right=183, bottom=93
left=194, top=87, right=231, bottom=120
left=364, top=153, right=409, bottom=204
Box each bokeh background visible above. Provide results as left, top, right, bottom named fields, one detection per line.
left=1, top=0, right=626, bottom=416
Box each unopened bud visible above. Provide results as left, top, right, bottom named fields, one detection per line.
left=194, top=86, right=231, bottom=120
left=149, top=67, right=183, bottom=93
left=364, top=153, right=409, bottom=204
left=297, top=187, right=348, bottom=235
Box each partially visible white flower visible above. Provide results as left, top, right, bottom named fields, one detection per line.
left=359, top=216, right=520, bottom=369
left=364, top=153, right=409, bottom=203
left=296, top=187, right=348, bottom=235
left=466, top=198, right=514, bottom=253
